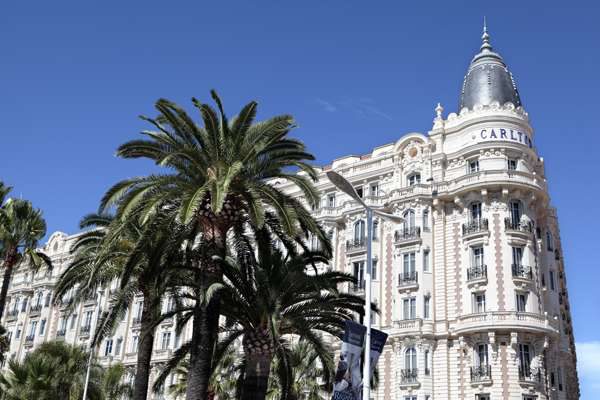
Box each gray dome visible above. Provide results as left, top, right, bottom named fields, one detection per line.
left=459, top=26, right=522, bottom=110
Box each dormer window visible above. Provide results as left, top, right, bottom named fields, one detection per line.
left=408, top=173, right=421, bottom=186
left=468, top=159, right=480, bottom=174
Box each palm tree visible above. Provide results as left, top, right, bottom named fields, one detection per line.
left=101, top=363, right=133, bottom=399
left=0, top=324, right=9, bottom=364
left=217, top=231, right=367, bottom=400
left=0, top=341, right=104, bottom=400
left=0, top=197, right=51, bottom=319
left=55, top=212, right=187, bottom=400
left=99, top=91, right=329, bottom=399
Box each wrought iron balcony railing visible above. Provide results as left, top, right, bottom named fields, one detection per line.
left=346, top=237, right=367, bottom=251
left=80, top=325, right=91, bottom=335
left=394, top=227, right=421, bottom=243
left=462, top=219, right=489, bottom=235
left=504, top=218, right=533, bottom=233
left=400, top=368, right=418, bottom=384
left=512, top=264, right=533, bottom=280
left=25, top=335, right=34, bottom=344
left=30, top=304, right=42, bottom=313
left=398, top=271, right=418, bottom=287
left=470, top=365, right=492, bottom=382
left=352, top=280, right=366, bottom=293
left=56, top=329, right=66, bottom=337
left=518, top=367, right=542, bottom=383
left=467, top=265, right=487, bottom=281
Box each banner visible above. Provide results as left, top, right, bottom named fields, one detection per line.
left=367, top=328, right=388, bottom=384
left=332, top=321, right=365, bottom=400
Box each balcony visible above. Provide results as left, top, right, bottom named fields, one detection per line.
left=512, top=264, right=533, bottom=287
left=394, top=227, right=421, bottom=246
left=467, top=265, right=487, bottom=289
left=519, top=367, right=542, bottom=387
left=346, top=237, right=367, bottom=254
left=29, top=304, right=42, bottom=315
left=350, top=280, right=366, bottom=296
left=24, top=335, right=34, bottom=346
left=79, top=325, right=91, bottom=336
left=391, top=318, right=434, bottom=336
left=462, top=219, right=489, bottom=237
left=5, top=309, right=18, bottom=321
left=399, top=368, right=419, bottom=388
left=470, top=365, right=492, bottom=385
left=504, top=218, right=533, bottom=239
left=397, top=271, right=418, bottom=292
left=56, top=329, right=66, bottom=338
left=453, top=311, right=558, bottom=335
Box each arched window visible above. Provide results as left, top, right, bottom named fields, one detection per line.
left=403, top=210, right=416, bottom=232
left=405, top=347, right=417, bottom=370
left=354, top=220, right=365, bottom=242
left=407, top=173, right=421, bottom=186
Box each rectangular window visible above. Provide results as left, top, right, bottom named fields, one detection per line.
left=422, top=209, right=429, bottom=231
left=354, top=186, right=363, bottom=198
left=546, top=231, right=554, bottom=251
left=468, top=160, right=480, bottom=174
left=21, top=298, right=27, bottom=312
left=408, top=174, right=421, bottom=186
left=44, top=293, right=51, bottom=307
left=369, top=182, right=379, bottom=197
left=516, top=292, right=528, bottom=312
left=353, top=262, right=365, bottom=290
left=403, top=298, right=416, bottom=320
left=558, top=367, right=563, bottom=391
left=471, top=202, right=482, bottom=222
left=28, top=321, right=37, bottom=336
left=476, top=344, right=489, bottom=366
left=372, top=259, right=378, bottom=281
left=508, top=159, right=517, bottom=170
left=518, top=343, right=531, bottom=375
left=131, top=335, right=139, bottom=353
left=39, top=319, right=46, bottom=336
left=161, top=332, right=171, bottom=350
left=84, top=311, right=93, bottom=328
left=512, top=246, right=523, bottom=266
left=473, top=292, right=486, bottom=313
left=424, top=296, right=430, bottom=319
left=423, top=250, right=430, bottom=272
left=549, top=270, right=556, bottom=291
left=327, top=193, right=336, bottom=208
left=476, top=395, right=490, bottom=400
left=472, top=246, right=484, bottom=268
left=509, top=201, right=522, bottom=226
left=424, top=349, right=430, bottom=374
left=105, top=339, right=113, bottom=356
left=550, top=371, right=556, bottom=387
left=403, top=253, right=416, bottom=274
left=60, top=317, right=67, bottom=331
left=372, top=220, right=379, bottom=241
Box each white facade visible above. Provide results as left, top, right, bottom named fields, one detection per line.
left=0, top=30, right=579, bottom=400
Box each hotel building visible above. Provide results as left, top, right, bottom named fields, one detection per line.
left=1, top=27, right=579, bottom=399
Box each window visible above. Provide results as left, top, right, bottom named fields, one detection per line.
left=472, top=246, right=484, bottom=268
left=518, top=343, right=531, bottom=375
left=21, top=298, right=27, bottom=312
left=407, top=173, right=421, bottom=186
left=353, top=262, right=365, bottom=290
left=476, top=395, right=490, bottom=400
left=39, top=319, right=46, bottom=336
left=59, top=317, right=67, bottom=332
left=105, top=339, right=113, bottom=356
left=471, top=202, right=482, bottom=222
left=424, top=349, right=430, bottom=374
left=35, top=292, right=43, bottom=307
left=404, top=397, right=417, bottom=400
left=549, top=270, right=556, bottom=291
left=372, top=220, right=379, bottom=240
left=424, top=296, right=430, bottom=319
left=44, top=293, right=51, bottom=307
left=403, top=209, right=416, bottom=231
left=558, top=367, right=563, bottom=391
left=84, top=311, right=93, bottom=328
left=423, top=250, right=430, bottom=272
left=468, top=159, right=480, bottom=174
left=509, top=200, right=522, bottom=226
left=28, top=321, right=37, bottom=337
left=546, top=231, right=554, bottom=251
left=327, top=193, right=336, bottom=208
left=476, top=344, right=489, bottom=367
left=70, top=314, right=77, bottom=330
left=15, top=326, right=21, bottom=339
left=403, top=298, right=416, bottom=320
left=369, top=182, right=379, bottom=197
left=403, top=253, right=416, bottom=275
left=372, top=259, right=378, bottom=281
left=516, top=292, right=528, bottom=312
left=115, top=337, right=123, bottom=356
left=473, top=292, right=486, bottom=313
left=131, top=335, right=139, bottom=353
left=161, top=332, right=171, bottom=350
left=353, top=220, right=365, bottom=242
left=512, top=246, right=523, bottom=266
left=354, top=186, right=363, bottom=198
left=422, top=209, right=430, bottom=231
left=404, top=348, right=417, bottom=370
left=508, top=159, right=517, bottom=170
left=550, top=371, right=556, bottom=387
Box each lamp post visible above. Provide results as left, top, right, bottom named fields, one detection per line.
left=326, top=171, right=403, bottom=400
left=82, top=289, right=103, bottom=400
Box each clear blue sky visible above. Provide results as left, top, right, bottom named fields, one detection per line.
left=2, top=1, right=599, bottom=397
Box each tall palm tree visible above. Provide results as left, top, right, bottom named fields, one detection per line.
left=0, top=341, right=104, bottom=400
left=0, top=198, right=51, bottom=319
left=101, top=363, right=133, bottom=399
left=55, top=212, right=187, bottom=400
left=99, top=91, right=329, bottom=399
left=217, top=231, right=367, bottom=400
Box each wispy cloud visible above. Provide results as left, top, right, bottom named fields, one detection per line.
left=315, top=98, right=337, bottom=112
left=577, top=342, right=600, bottom=395
left=314, top=97, right=392, bottom=120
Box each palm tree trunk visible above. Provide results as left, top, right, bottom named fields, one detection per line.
left=241, top=352, right=273, bottom=400
left=133, top=295, right=157, bottom=400
left=0, top=248, right=17, bottom=319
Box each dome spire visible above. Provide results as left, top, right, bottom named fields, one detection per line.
left=481, top=17, right=493, bottom=52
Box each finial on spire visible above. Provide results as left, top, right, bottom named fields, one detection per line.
left=480, top=16, right=492, bottom=52
left=435, top=103, right=444, bottom=119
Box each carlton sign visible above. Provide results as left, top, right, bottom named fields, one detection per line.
left=471, top=127, right=533, bottom=148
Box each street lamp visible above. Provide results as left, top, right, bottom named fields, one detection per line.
left=82, top=289, right=103, bottom=400
left=326, top=170, right=403, bottom=400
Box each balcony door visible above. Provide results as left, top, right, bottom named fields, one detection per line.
left=405, top=347, right=417, bottom=371
left=475, top=344, right=489, bottom=367
left=403, top=253, right=416, bottom=275
left=509, top=200, right=522, bottom=226
left=354, top=220, right=365, bottom=243
left=518, top=343, right=531, bottom=374
left=402, top=210, right=415, bottom=232
left=353, top=261, right=365, bottom=290
left=471, top=202, right=482, bottom=223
